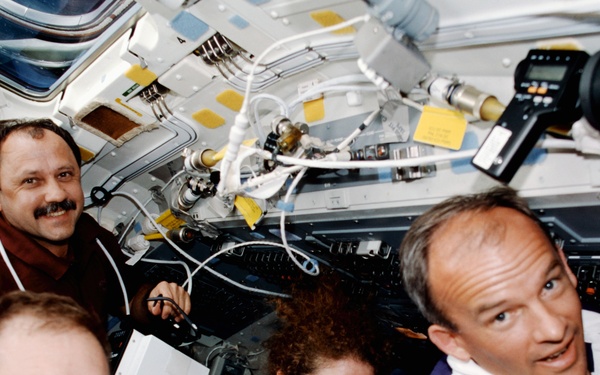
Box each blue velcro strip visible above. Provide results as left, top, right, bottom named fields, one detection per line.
left=171, top=12, right=209, bottom=41
left=229, top=14, right=249, bottom=29
left=276, top=200, right=295, bottom=212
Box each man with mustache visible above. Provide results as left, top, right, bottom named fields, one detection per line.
left=0, top=118, right=190, bottom=330
left=399, top=186, right=600, bottom=375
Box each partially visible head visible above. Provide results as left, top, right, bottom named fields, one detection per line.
left=0, top=118, right=82, bottom=167
left=0, top=291, right=109, bottom=375
left=266, top=274, right=384, bottom=375
left=400, top=186, right=544, bottom=327
left=400, top=186, right=586, bottom=374
left=0, top=118, right=84, bottom=252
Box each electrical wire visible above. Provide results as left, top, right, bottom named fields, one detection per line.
left=185, top=240, right=317, bottom=298
left=121, top=252, right=194, bottom=296
left=287, top=74, right=375, bottom=110
left=0, top=239, right=25, bottom=291
left=112, top=191, right=292, bottom=298
left=289, top=84, right=380, bottom=114
left=224, top=138, right=579, bottom=197
left=118, top=169, right=186, bottom=246
left=219, top=14, right=370, bottom=195
left=252, top=138, right=576, bottom=171
left=249, top=93, right=290, bottom=144
left=278, top=167, right=319, bottom=276
left=96, top=238, right=131, bottom=316
left=146, top=295, right=198, bottom=332
left=334, top=108, right=380, bottom=152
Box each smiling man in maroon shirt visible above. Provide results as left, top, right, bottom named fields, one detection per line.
left=0, top=118, right=190, bottom=328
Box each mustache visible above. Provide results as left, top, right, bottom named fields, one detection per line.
left=34, top=200, right=77, bottom=219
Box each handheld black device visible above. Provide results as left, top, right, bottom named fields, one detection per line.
left=472, top=49, right=589, bottom=183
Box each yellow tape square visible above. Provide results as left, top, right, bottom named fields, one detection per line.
left=303, top=98, right=325, bottom=123
left=413, top=106, right=467, bottom=150
left=216, top=89, right=244, bottom=112
left=192, top=109, right=226, bottom=129
left=125, top=64, right=157, bottom=87
left=234, top=196, right=263, bottom=230
left=310, top=10, right=355, bottom=34
left=155, top=209, right=187, bottom=230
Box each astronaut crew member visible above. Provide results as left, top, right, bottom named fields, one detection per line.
left=0, top=118, right=191, bottom=329
left=400, top=186, right=600, bottom=375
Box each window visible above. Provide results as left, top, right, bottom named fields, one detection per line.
left=0, top=0, right=142, bottom=99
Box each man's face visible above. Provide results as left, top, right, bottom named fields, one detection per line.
left=0, top=130, right=83, bottom=250
left=428, top=207, right=587, bottom=375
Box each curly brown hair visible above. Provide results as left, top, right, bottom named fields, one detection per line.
left=265, top=272, right=386, bottom=375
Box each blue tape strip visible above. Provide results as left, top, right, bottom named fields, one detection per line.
left=277, top=200, right=295, bottom=212
left=171, top=12, right=209, bottom=41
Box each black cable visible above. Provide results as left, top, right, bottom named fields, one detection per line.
left=146, top=295, right=198, bottom=333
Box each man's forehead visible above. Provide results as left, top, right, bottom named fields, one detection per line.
left=430, top=210, right=499, bottom=256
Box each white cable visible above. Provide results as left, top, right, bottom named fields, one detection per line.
left=0, top=239, right=25, bottom=291
left=246, top=138, right=576, bottom=172
left=438, top=0, right=600, bottom=28
left=118, top=169, right=186, bottom=245
left=240, top=165, right=305, bottom=191
left=266, top=149, right=478, bottom=169
left=112, top=191, right=290, bottom=298
left=335, top=108, right=380, bottom=151
left=185, top=240, right=319, bottom=298
left=279, top=167, right=319, bottom=276
left=96, top=238, right=130, bottom=316
left=289, top=84, right=380, bottom=112
left=241, top=15, right=369, bottom=113
left=400, top=96, right=425, bottom=112
left=143, top=258, right=193, bottom=296
left=200, top=266, right=290, bottom=298
left=219, top=15, right=370, bottom=195
left=118, top=197, right=152, bottom=245
left=205, top=345, right=226, bottom=367
left=287, top=74, right=373, bottom=110
left=121, top=248, right=194, bottom=295
left=250, top=93, right=290, bottom=143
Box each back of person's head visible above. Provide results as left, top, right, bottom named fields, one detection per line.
left=265, top=272, right=387, bottom=375
left=0, top=118, right=82, bottom=166
left=399, top=185, right=550, bottom=328
left=0, top=291, right=109, bottom=375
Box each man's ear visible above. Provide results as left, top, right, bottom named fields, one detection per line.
left=557, top=246, right=577, bottom=288
left=428, top=324, right=472, bottom=362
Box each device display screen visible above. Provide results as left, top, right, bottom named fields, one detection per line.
left=525, top=64, right=568, bottom=82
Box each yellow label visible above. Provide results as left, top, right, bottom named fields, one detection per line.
left=234, top=196, right=263, bottom=230
left=155, top=209, right=186, bottom=230
left=303, top=98, right=325, bottom=123
left=216, top=89, right=245, bottom=112
left=124, top=64, right=157, bottom=86
left=310, top=10, right=355, bottom=34
left=78, top=146, right=95, bottom=163
left=413, top=106, right=467, bottom=150
left=192, top=109, right=226, bottom=129
left=144, top=233, right=165, bottom=241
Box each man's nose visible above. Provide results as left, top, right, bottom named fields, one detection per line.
left=531, top=302, right=567, bottom=343
left=44, top=179, right=68, bottom=203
